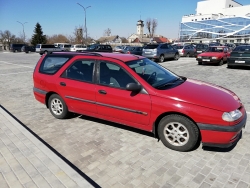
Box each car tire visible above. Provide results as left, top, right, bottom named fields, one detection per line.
left=227, top=65, right=233, bottom=69
left=198, top=62, right=202, bottom=65
left=218, top=59, right=223, bottom=66
left=186, top=53, right=190, bottom=57
left=158, top=114, right=199, bottom=152
left=159, top=55, right=164, bottom=63
left=44, top=51, right=48, bottom=54
left=39, top=53, right=43, bottom=55
left=48, top=94, right=69, bottom=119
left=174, top=53, right=179, bottom=60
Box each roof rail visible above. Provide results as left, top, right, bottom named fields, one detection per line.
left=51, top=51, right=103, bottom=57
left=76, top=51, right=103, bottom=57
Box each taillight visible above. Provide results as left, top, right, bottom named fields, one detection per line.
left=182, top=49, right=185, bottom=53
left=127, top=51, right=130, bottom=54
left=227, top=52, right=231, bottom=57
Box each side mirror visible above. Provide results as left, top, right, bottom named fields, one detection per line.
left=126, top=83, right=142, bottom=92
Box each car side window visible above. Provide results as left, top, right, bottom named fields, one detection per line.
left=62, top=60, right=94, bottom=82
left=99, top=61, right=136, bottom=89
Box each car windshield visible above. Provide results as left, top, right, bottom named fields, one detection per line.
left=175, top=46, right=184, bottom=49
left=126, top=58, right=183, bottom=89
left=144, top=45, right=159, bottom=49
left=206, top=47, right=224, bottom=52
left=233, top=46, right=250, bottom=51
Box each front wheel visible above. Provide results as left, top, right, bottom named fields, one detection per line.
left=48, top=94, right=69, bottom=119
left=218, top=59, right=223, bottom=66
left=158, top=114, right=199, bottom=152
left=174, top=53, right=179, bottom=60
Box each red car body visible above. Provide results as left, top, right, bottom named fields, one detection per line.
left=33, top=52, right=246, bottom=151
left=196, top=46, right=230, bottom=65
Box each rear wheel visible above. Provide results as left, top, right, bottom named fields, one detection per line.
left=48, top=94, right=69, bottom=119
left=158, top=114, right=199, bottom=151
left=44, top=51, right=48, bottom=54
left=159, top=55, right=164, bottom=63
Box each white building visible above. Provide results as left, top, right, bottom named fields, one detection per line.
left=180, top=0, right=250, bottom=43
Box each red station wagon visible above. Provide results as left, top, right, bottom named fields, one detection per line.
left=196, top=46, right=230, bottom=65
left=33, top=52, right=247, bottom=151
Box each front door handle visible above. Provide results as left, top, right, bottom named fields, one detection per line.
left=60, top=82, right=66, bottom=86
left=98, top=90, right=107, bottom=95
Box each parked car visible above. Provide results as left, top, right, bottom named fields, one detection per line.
left=83, top=44, right=113, bottom=53
left=194, top=43, right=209, bottom=57
left=70, top=44, right=87, bottom=52
left=58, top=44, right=71, bottom=51
left=113, top=46, right=123, bottom=53
left=196, top=46, right=229, bottom=65
left=36, top=44, right=62, bottom=55
left=142, top=43, right=179, bottom=62
left=33, top=52, right=246, bottom=152
left=175, top=44, right=196, bottom=57
left=10, top=43, right=26, bottom=52
left=21, top=45, right=36, bottom=53
left=123, top=46, right=143, bottom=55
left=227, top=45, right=250, bottom=68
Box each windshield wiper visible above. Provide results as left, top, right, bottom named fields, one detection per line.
left=156, top=78, right=183, bottom=89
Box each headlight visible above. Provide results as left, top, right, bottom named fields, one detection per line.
left=197, top=56, right=202, bottom=58
left=211, top=57, right=218, bottom=59
left=222, top=109, right=242, bottom=122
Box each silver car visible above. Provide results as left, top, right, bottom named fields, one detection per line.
left=142, top=43, right=179, bottom=63
left=175, top=45, right=196, bottom=57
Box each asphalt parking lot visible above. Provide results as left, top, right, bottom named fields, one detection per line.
left=0, top=52, right=250, bottom=188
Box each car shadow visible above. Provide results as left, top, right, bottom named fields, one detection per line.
left=77, top=114, right=155, bottom=138
left=227, top=66, right=250, bottom=70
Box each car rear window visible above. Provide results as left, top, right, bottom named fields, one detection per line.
left=39, top=56, right=70, bottom=74
left=144, top=45, right=159, bottom=49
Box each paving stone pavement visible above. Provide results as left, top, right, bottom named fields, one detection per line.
left=0, top=53, right=250, bottom=188
left=0, top=106, right=94, bottom=188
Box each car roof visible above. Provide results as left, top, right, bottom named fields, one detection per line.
left=52, top=52, right=144, bottom=62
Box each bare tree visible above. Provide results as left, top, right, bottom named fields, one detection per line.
left=0, top=30, right=16, bottom=50
left=103, top=28, right=111, bottom=36
left=46, top=34, right=69, bottom=44
left=146, top=18, right=158, bottom=38
left=73, top=25, right=89, bottom=44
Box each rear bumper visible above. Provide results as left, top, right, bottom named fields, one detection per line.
left=198, top=112, right=247, bottom=148
left=33, top=87, right=47, bottom=105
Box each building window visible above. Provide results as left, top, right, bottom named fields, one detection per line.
left=223, top=40, right=227, bottom=43
left=230, top=40, right=234, bottom=43
left=195, top=19, right=197, bottom=21
left=202, top=18, right=204, bottom=20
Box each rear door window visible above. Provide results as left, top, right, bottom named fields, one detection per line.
left=39, top=56, right=71, bottom=74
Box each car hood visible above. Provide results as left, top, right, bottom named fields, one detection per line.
left=199, top=52, right=223, bottom=57
left=155, top=78, right=241, bottom=112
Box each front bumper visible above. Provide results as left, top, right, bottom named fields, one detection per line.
left=196, top=58, right=221, bottom=64
left=197, top=112, right=247, bottom=148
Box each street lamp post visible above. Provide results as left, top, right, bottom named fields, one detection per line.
left=17, top=21, right=27, bottom=42
left=77, top=3, right=91, bottom=44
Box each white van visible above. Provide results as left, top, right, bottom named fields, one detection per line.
left=36, top=44, right=62, bottom=55
left=54, top=43, right=71, bottom=51
left=70, top=44, right=87, bottom=52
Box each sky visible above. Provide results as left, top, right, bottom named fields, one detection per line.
left=1, top=0, right=250, bottom=41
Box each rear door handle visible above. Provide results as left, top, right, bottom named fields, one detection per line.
left=98, top=90, right=107, bottom=95
left=60, top=82, right=66, bottom=86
